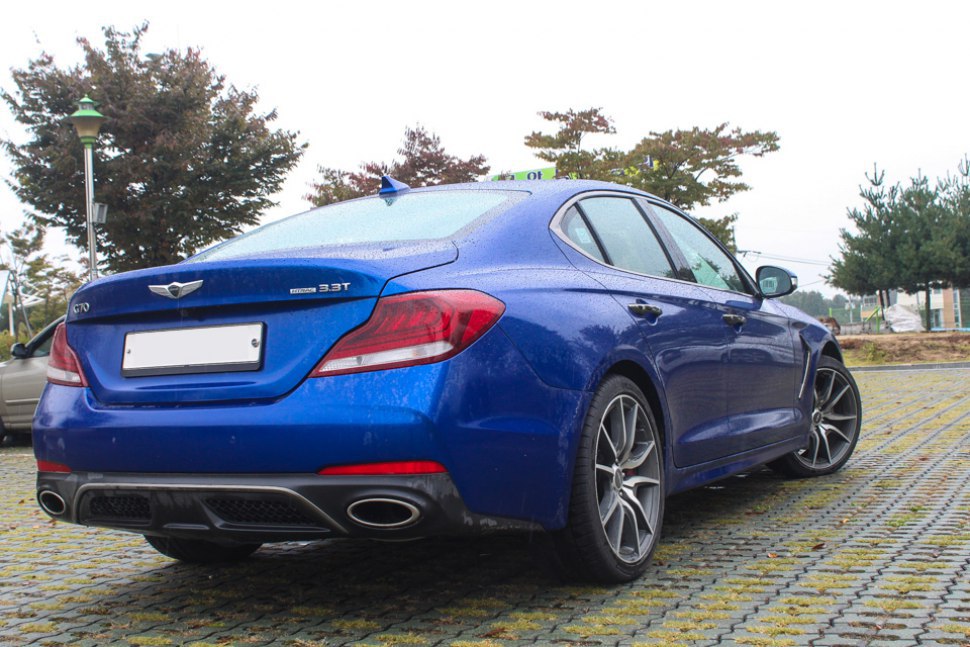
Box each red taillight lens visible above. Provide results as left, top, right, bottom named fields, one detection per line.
left=47, top=323, right=88, bottom=387
left=37, top=460, right=71, bottom=473
left=312, top=290, right=505, bottom=377
left=318, top=460, right=447, bottom=476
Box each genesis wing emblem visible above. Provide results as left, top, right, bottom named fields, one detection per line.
left=149, top=280, right=204, bottom=300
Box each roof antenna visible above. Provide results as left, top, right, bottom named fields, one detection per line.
left=379, top=175, right=411, bottom=205
left=379, top=175, right=411, bottom=195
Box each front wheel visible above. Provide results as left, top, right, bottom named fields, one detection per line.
left=770, top=355, right=862, bottom=478
left=144, top=535, right=261, bottom=564
left=552, top=375, right=664, bottom=583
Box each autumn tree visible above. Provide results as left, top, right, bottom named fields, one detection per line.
left=1, top=23, right=305, bottom=273
left=524, top=109, right=779, bottom=250
left=523, top=108, right=617, bottom=180
left=307, top=125, right=489, bottom=206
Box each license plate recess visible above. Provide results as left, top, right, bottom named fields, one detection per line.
left=122, top=323, right=264, bottom=377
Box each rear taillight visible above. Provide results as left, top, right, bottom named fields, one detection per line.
left=312, top=289, right=505, bottom=377
left=47, top=323, right=88, bottom=387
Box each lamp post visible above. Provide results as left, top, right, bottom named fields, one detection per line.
left=69, top=96, right=106, bottom=282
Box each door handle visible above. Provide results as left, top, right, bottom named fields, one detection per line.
left=628, top=303, right=663, bottom=317
left=722, top=313, right=746, bottom=327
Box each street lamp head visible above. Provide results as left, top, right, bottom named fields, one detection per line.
left=69, top=95, right=106, bottom=146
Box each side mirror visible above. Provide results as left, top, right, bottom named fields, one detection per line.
left=10, top=343, right=28, bottom=359
left=756, top=266, right=798, bottom=299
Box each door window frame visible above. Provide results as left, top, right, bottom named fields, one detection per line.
left=550, top=191, right=687, bottom=283
left=550, top=190, right=759, bottom=296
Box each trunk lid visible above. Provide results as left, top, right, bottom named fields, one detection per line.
left=66, top=242, right=457, bottom=405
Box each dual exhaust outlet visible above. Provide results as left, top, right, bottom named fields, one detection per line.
left=38, top=489, right=422, bottom=531
left=346, top=497, right=421, bottom=529
left=38, top=490, right=67, bottom=517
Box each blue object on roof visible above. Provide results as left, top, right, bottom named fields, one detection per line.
left=379, top=175, right=411, bottom=195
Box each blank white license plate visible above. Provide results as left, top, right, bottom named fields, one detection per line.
left=122, top=323, right=264, bottom=377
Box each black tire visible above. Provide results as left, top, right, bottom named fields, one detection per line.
left=144, top=535, right=261, bottom=564
left=769, top=355, right=862, bottom=478
left=551, top=375, right=664, bottom=583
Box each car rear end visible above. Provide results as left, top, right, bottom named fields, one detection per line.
left=33, top=188, right=569, bottom=545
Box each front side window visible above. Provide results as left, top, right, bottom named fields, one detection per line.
left=190, top=190, right=523, bottom=262
left=34, top=335, right=53, bottom=357
left=649, top=204, right=747, bottom=293
left=573, top=197, right=675, bottom=278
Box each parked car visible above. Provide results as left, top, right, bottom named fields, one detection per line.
left=0, top=315, right=64, bottom=443
left=33, top=178, right=861, bottom=582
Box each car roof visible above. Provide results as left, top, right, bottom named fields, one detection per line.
left=405, top=179, right=660, bottom=202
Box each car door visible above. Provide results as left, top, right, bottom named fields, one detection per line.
left=645, top=202, right=802, bottom=456
left=553, top=194, right=734, bottom=468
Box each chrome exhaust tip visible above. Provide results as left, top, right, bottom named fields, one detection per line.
left=38, top=490, right=67, bottom=516
left=346, top=498, right=421, bottom=529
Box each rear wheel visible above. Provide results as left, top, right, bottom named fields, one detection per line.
left=552, top=375, right=664, bottom=583
left=770, top=356, right=861, bottom=477
left=144, top=535, right=261, bottom=564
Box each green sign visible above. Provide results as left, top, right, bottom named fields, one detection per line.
left=490, top=166, right=557, bottom=181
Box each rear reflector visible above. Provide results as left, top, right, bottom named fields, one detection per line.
left=37, top=460, right=71, bottom=473
left=312, top=289, right=504, bottom=377
left=318, top=460, right=447, bottom=476
left=47, top=323, right=88, bottom=387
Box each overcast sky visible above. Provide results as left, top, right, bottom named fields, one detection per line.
left=3, top=1, right=969, bottom=295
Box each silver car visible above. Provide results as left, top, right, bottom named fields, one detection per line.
left=0, top=316, right=63, bottom=443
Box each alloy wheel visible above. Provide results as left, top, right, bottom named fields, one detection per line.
left=795, top=366, right=860, bottom=469
left=594, top=394, right=662, bottom=563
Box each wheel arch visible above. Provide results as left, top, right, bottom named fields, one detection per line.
left=603, top=360, right=667, bottom=453
left=821, top=341, right=843, bottom=364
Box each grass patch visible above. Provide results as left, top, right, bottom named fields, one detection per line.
left=735, top=637, right=797, bottom=647
left=333, top=618, right=381, bottom=631
left=375, top=633, right=429, bottom=645
left=563, top=624, right=622, bottom=637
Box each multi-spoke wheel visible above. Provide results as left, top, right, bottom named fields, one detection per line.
left=770, top=356, right=861, bottom=478
left=552, top=375, right=664, bottom=582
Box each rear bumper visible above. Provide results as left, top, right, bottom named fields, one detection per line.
left=33, top=329, right=589, bottom=531
left=36, top=471, right=541, bottom=543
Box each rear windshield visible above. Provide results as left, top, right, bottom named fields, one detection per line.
left=189, top=190, right=522, bottom=262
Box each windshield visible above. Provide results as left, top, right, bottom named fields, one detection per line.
left=189, top=190, right=523, bottom=262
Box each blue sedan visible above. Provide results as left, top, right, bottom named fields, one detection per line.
left=33, top=178, right=861, bottom=582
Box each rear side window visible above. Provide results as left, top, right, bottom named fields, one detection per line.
left=190, top=190, right=522, bottom=262
left=561, top=206, right=606, bottom=262
left=576, top=197, right=675, bottom=278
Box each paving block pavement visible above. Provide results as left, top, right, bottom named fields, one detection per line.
left=1, top=368, right=968, bottom=646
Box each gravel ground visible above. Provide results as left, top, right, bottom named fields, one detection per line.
left=1, top=368, right=968, bottom=647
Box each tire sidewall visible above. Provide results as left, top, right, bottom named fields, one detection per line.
left=565, top=375, right=664, bottom=582
left=773, top=355, right=862, bottom=478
